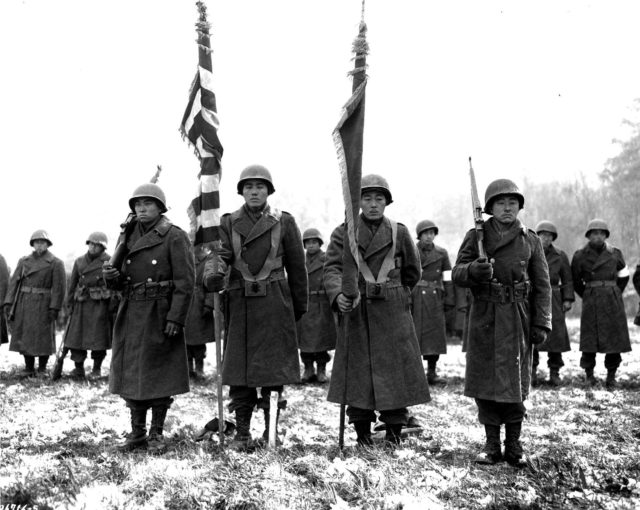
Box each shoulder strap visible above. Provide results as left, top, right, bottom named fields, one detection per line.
left=358, top=219, right=398, bottom=283
left=232, top=221, right=283, bottom=282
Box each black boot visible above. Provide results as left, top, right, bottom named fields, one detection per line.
left=316, top=362, right=329, bottom=383
left=606, top=368, right=617, bottom=390
left=354, top=421, right=373, bottom=447
left=148, top=406, right=169, bottom=454
left=70, top=361, right=86, bottom=380
left=37, top=356, right=49, bottom=375
left=91, top=357, right=104, bottom=377
left=504, top=422, right=527, bottom=468
left=301, top=361, right=315, bottom=383
left=116, top=407, right=148, bottom=452
left=475, top=424, right=502, bottom=464
left=384, top=424, right=403, bottom=445
left=188, top=357, right=196, bottom=379
left=585, top=368, right=597, bottom=386
left=230, top=408, right=253, bottom=451
left=22, top=355, right=36, bottom=377
left=531, top=366, right=539, bottom=387
left=427, top=361, right=443, bottom=385
left=194, top=359, right=205, bottom=379
left=549, top=368, right=561, bottom=387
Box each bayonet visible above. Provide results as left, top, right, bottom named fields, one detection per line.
left=469, top=157, right=486, bottom=259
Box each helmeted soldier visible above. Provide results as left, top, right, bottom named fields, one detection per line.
left=297, top=228, right=337, bottom=384
left=103, top=183, right=195, bottom=454
left=3, top=230, right=66, bottom=376
left=453, top=179, right=551, bottom=467
left=411, top=219, right=455, bottom=384
left=60, top=232, right=117, bottom=379
left=203, top=165, right=308, bottom=450
left=184, top=244, right=215, bottom=380
left=532, top=221, right=574, bottom=386
left=0, top=253, right=9, bottom=347
left=571, top=219, right=630, bottom=389
left=324, top=174, right=430, bottom=446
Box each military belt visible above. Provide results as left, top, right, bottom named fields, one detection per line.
left=125, top=280, right=174, bottom=301
left=551, top=285, right=560, bottom=291
left=474, top=282, right=530, bottom=304
left=585, top=280, right=617, bottom=288
left=226, top=269, right=286, bottom=295
left=20, top=286, right=51, bottom=295
left=309, top=290, right=326, bottom=296
left=416, top=280, right=443, bottom=290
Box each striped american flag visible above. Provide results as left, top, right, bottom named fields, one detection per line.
left=181, top=1, right=223, bottom=246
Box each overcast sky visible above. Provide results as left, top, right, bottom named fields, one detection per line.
left=1, top=0, right=639, bottom=268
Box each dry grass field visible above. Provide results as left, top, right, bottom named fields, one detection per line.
left=1, top=319, right=640, bottom=509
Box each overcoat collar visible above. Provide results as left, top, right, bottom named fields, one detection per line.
left=306, top=251, right=324, bottom=274
left=231, top=204, right=281, bottom=246
left=358, top=215, right=392, bottom=260
left=587, top=242, right=615, bottom=270
left=78, top=251, right=110, bottom=274
left=486, top=218, right=525, bottom=255
left=24, top=251, right=54, bottom=276
left=128, top=216, right=172, bottom=256
left=418, top=243, right=443, bottom=267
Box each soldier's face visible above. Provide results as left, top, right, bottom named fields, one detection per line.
left=491, top=196, right=521, bottom=224
left=242, top=180, right=269, bottom=208
left=134, top=198, right=162, bottom=225
left=32, top=240, right=48, bottom=255
left=419, top=230, right=436, bottom=243
left=360, top=192, right=387, bottom=220
left=588, top=229, right=607, bottom=246
left=538, top=232, right=554, bottom=249
left=87, top=242, right=105, bottom=256
left=304, top=239, right=321, bottom=255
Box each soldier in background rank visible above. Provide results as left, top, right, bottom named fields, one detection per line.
left=0, top=253, right=9, bottom=347
left=3, top=230, right=66, bottom=376
left=411, top=219, right=455, bottom=384
left=297, top=228, right=337, bottom=384
left=184, top=244, right=216, bottom=380
left=61, top=232, right=117, bottom=379
left=532, top=221, right=574, bottom=387
left=571, top=219, right=630, bottom=389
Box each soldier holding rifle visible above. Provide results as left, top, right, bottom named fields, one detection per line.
left=453, top=171, right=551, bottom=467
left=324, top=174, right=430, bottom=447
left=103, top=183, right=195, bottom=454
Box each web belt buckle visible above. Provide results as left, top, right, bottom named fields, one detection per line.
left=365, top=282, right=387, bottom=300
left=244, top=280, right=267, bottom=297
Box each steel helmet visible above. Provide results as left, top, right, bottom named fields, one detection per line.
left=129, top=183, right=167, bottom=213
left=237, top=164, right=275, bottom=195
left=86, top=231, right=108, bottom=249
left=585, top=218, right=610, bottom=238
left=361, top=174, right=393, bottom=205
left=30, top=229, right=52, bottom=247
left=416, top=219, right=439, bottom=238
left=483, top=179, right=525, bottom=214
left=535, top=220, right=558, bottom=241
left=302, top=228, right=324, bottom=246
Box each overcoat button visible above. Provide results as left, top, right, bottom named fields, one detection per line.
left=147, top=278, right=152, bottom=282
left=492, top=278, right=498, bottom=283
left=422, top=290, right=426, bottom=294
left=520, top=261, right=525, bottom=266
left=152, top=260, right=157, bottom=265
left=126, top=259, right=131, bottom=264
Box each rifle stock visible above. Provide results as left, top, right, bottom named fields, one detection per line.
left=108, top=213, right=137, bottom=270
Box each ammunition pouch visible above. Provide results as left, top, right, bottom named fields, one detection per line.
left=474, top=281, right=530, bottom=304
left=20, top=286, right=51, bottom=295
left=365, top=282, right=388, bottom=299
left=125, top=280, right=174, bottom=301
left=584, top=280, right=616, bottom=288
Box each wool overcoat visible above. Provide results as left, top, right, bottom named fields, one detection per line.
left=296, top=250, right=337, bottom=353
left=4, top=251, right=66, bottom=356
left=204, top=204, right=308, bottom=387
left=411, top=242, right=454, bottom=355
left=108, top=216, right=195, bottom=400
left=0, top=254, right=9, bottom=345
left=537, top=244, right=573, bottom=353
left=64, top=251, right=115, bottom=351
left=324, top=216, right=431, bottom=411
left=185, top=249, right=215, bottom=347
left=453, top=218, right=551, bottom=403
left=571, top=242, right=631, bottom=353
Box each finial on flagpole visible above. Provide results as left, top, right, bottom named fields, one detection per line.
left=361, top=0, right=366, bottom=22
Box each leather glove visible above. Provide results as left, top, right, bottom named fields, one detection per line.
left=102, top=262, right=120, bottom=280
left=202, top=305, right=214, bottom=318
left=164, top=321, right=182, bottom=337
left=48, top=309, right=59, bottom=322
left=469, top=257, right=493, bottom=282
left=205, top=273, right=225, bottom=292
left=530, top=327, right=548, bottom=345
left=562, top=301, right=573, bottom=312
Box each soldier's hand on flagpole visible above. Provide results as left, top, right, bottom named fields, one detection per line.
left=562, top=301, right=572, bottom=312
left=530, top=326, right=548, bottom=346
left=102, top=262, right=120, bottom=280
left=164, top=321, right=182, bottom=337
left=337, top=292, right=360, bottom=313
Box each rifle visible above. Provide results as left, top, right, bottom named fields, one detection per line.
left=51, top=310, right=72, bottom=381
left=7, top=266, right=25, bottom=322
left=469, top=157, right=487, bottom=259
left=210, top=241, right=225, bottom=447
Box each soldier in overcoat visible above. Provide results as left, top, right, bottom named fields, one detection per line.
left=62, top=232, right=116, bottom=379
left=411, top=219, right=455, bottom=384
left=203, top=165, right=308, bottom=449
left=453, top=179, right=551, bottom=467
left=3, top=230, right=66, bottom=376
left=297, top=228, right=337, bottom=384
left=532, top=221, right=574, bottom=387
left=184, top=244, right=215, bottom=379
left=0, top=253, right=9, bottom=347
left=324, top=174, right=430, bottom=446
left=103, top=183, right=195, bottom=454
left=571, top=219, right=630, bottom=389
